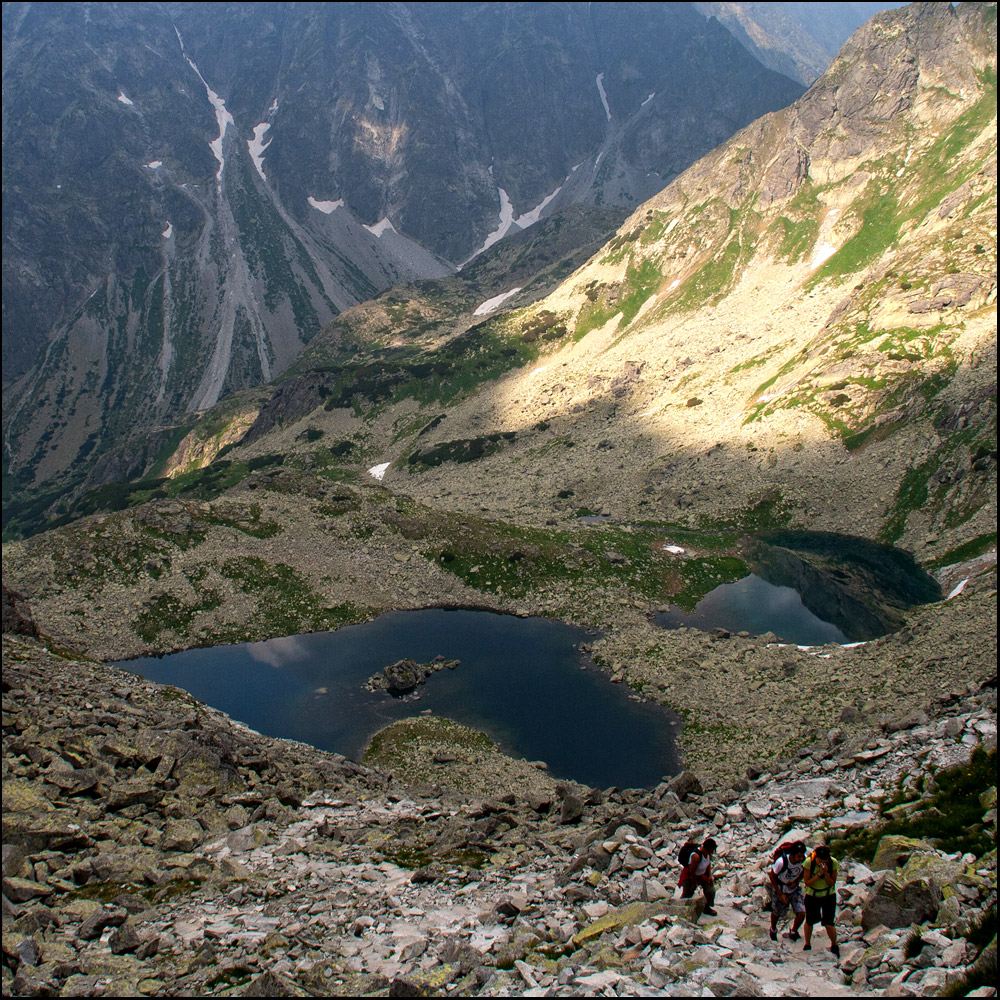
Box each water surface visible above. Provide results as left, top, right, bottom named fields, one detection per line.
left=656, top=531, right=940, bottom=644
left=119, top=609, right=680, bottom=789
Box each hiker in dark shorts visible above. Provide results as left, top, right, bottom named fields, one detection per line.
left=803, top=844, right=840, bottom=958
left=768, top=840, right=807, bottom=941
left=679, top=837, right=718, bottom=916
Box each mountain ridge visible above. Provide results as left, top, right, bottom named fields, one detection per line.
left=2, top=1, right=807, bottom=505
left=1, top=8, right=997, bottom=993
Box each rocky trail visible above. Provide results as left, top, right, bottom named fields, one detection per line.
left=3, top=617, right=995, bottom=997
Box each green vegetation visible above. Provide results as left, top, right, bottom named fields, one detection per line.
left=408, top=432, right=517, bottom=469
left=829, top=745, right=997, bottom=862
left=771, top=182, right=822, bottom=262
left=145, top=422, right=197, bottom=479
left=574, top=256, right=663, bottom=340
left=925, top=531, right=997, bottom=570
left=216, top=557, right=354, bottom=637
left=204, top=506, right=283, bottom=539
left=66, top=876, right=203, bottom=905
left=365, top=715, right=495, bottom=765
left=311, top=312, right=545, bottom=414
left=390, top=496, right=750, bottom=609
left=813, top=75, right=996, bottom=283
left=4, top=451, right=292, bottom=540
left=729, top=345, right=782, bottom=374
left=136, top=589, right=224, bottom=643
left=880, top=414, right=996, bottom=544
left=813, top=182, right=902, bottom=279
left=671, top=204, right=763, bottom=311
left=742, top=319, right=959, bottom=457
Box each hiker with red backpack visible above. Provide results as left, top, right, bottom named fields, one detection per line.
left=768, top=840, right=807, bottom=941
left=802, top=844, right=840, bottom=958
left=678, top=837, right=718, bottom=916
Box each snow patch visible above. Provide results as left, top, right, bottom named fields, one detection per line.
left=145, top=160, right=163, bottom=169
left=117, top=92, right=134, bottom=106
left=666, top=278, right=680, bottom=291
left=461, top=188, right=515, bottom=265
left=183, top=50, right=234, bottom=182
left=364, top=217, right=397, bottom=238
left=268, top=98, right=279, bottom=113
left=809, top=242, right=837, bottom=269
left=368, top=462, right=390, bottom=481
left=515, top=182, right=563, bottom=228
left=662, top=544, right=685, bottom=555
left=641, top=92, right=655, bottom=107
left=665, top=218, right=678, bottom=236
left=162, top=222, right=173, bottom=239
left=473, top=287, right=522, bottom=316
left=596, top=72, right=611, bottom=120
left=308, top=196, right=344, bottom=214
left=947, top=578, right=969, bottom=600
left=248, top=122, right=272, bottom=181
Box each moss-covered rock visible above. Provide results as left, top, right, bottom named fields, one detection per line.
left=871, top=834, right=936, bottom=872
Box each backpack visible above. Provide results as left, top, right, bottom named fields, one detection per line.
left=678, top=841, right=699, bottom=867
left=771, top=842, right=796, bottom=863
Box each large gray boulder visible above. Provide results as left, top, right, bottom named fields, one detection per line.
left=861, top=872, right=942, bottom=930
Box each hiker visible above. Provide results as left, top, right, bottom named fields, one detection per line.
left=768, top=840, right=807, bottom=941
left=679, top=837, right=718, bottom=916
left=803, top=844, right=840, bottom=958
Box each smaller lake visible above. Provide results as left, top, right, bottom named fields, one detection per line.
left=656, top=574, right=850, bottom=645
left=655, top=532, right=941, bottom=644
left=118, top=609, right=680, bottom=789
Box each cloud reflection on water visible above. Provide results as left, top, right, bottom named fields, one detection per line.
left=246, top=634, right=311, bottom=669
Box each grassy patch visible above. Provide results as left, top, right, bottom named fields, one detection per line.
left=214, top=557, right=361, bottom=638
left=829, top=745, right=997, bottom=862
left=574, top=256, right=663, bottom=340
left=879, top=415, right=994, bottom=544
left=925, top=531, right=997, bottom=570
left=365, top=716, right=495, bottom=765
left=135, top=589, right=224, bottom=643
left=813, top=78, right=996, bottom=283
left=408, top=432, right=517, bottom=469
left=314, top=313, right=543, bottom=414
left=672, top=205, right=763, bottom=310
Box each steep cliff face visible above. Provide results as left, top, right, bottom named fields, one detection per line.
left=357, top=0, right=994, bottom=555
left=2, top=1, right=804, bottom=501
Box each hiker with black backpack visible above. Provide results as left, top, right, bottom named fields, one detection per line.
left=678, top=837, right=718, bottom=916
left=768, top=840, right=807, bottom=942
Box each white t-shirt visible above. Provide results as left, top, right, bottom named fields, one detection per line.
left=772, top=854, right=805, bottom=888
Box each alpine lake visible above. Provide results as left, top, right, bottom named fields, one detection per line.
left=118, top=531, right=940, bottom=788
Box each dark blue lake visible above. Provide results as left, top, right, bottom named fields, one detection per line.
left=656, top=574, right=850, bottom=645
left=655, top=531, right=941, bottom=644
left=118, top=609, right=680, bottom=789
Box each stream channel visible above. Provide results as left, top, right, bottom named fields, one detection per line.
left=118, top=533, right=939, bottom=788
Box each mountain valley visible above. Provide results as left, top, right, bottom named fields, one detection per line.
left=2, top=2, right=998, bottom=997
